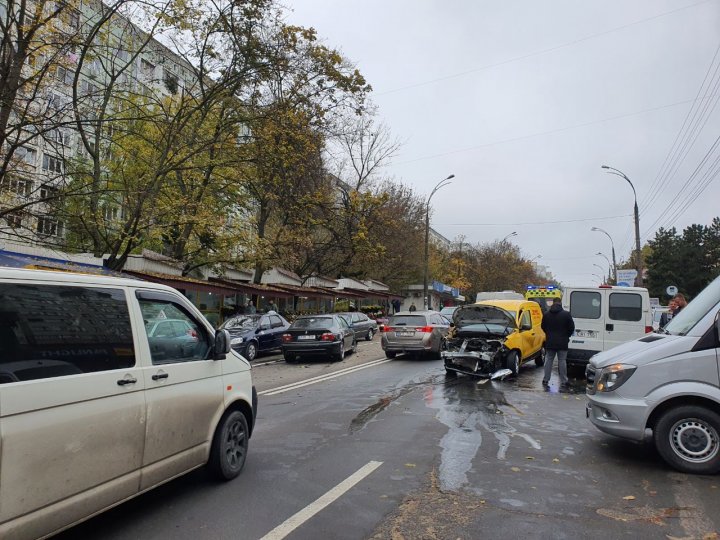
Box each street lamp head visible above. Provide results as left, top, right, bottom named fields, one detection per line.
left=446, top=174, right=455, bottom=180
left=601, top=165, right=610, bottom=169
left=591, top=226, right=599, bottom=231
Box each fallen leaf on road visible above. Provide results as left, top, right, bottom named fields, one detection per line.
left=511, top=467, right=521, bottom=472
left=525, top=456, right=535, bottom=460
left=480, top=500, right=486, bottom=504
left=405, top=463, right=416, bottom=468
left=622, top=495, right=636, bottom=501
left=552, top=458, right=560, bottom=463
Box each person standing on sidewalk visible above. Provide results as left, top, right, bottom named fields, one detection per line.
left=541, top=297, right=575, bottom=389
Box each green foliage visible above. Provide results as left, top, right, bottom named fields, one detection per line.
left=645, top=218, right=720, bottom=299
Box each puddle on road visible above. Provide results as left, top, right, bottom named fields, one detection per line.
left=426, top=376, right=541, bottom=491
left=349, top=379, right=431, bottom=433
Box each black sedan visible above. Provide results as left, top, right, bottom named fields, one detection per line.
left=281, top=314, right=357, bottom=363
left=337, top=311, right=379, bottom=341
left=218, top=312, right=290, bottom=361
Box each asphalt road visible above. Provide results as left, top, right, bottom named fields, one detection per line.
left=56, top=339, right=720, bottom=540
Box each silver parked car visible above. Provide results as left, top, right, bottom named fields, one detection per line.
left=380, top=310, right=450, bottom=359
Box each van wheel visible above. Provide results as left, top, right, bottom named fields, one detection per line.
left=208, top=410, right=249, bottom=481
left=535, top=347, right=546, bottom=367
left=654, top=406, right=720, bottom=474
left=244, top=341, right=258, bottom=362
left=505, top=351, right=520, bottom=375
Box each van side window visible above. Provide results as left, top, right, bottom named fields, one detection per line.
left=138, top=299, right=210, bottom=365
left=0, top=284, right=135, bottom=384
left=570, top=291, right=601, bottom=319
left=609, top=293, right=642, bottom=321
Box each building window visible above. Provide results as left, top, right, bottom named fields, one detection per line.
left=67, top=9, right=80, bottom=30
left=140, top=58, right=155, bottom=79
left=56, top=65, right=74, bottom=85
left=80, top=79, right=99, bottom=96
left=103, top=204, right=121, bottom=221
left=4, top=213, right=23, bottom=229
left=39, top=183, right=58, bottom=200
left=1, top=176, right=33, bottom=197
left=37, top=216, right=64, bottom=237
left=49, top=129, right=67, bottom=145
left=15, top=146, right=37, bottom=165
left=42, top=154, right=64, bottom=174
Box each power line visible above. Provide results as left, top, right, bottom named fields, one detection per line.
left=435, top=214, right=632, bottom=227
left=396, top=97, right=708, bottom=165
left=640, top=36, right=720, bottom=215
left=376, top=0, right=712, bottom=97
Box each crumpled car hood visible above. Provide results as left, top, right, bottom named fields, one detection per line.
left=452, top=304, right=516, bottom=331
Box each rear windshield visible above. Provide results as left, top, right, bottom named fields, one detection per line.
left=609, top=293, right=642, bottom=321
left=388, top=315, right=427, bottom=326
left=570, top=291, right=601, bottom=319
left=292, top=317, right=335, bottom=329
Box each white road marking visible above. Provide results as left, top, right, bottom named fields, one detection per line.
left=258, top=359, right=392, bottom=396
left=259, top=460, right=383, bottom=540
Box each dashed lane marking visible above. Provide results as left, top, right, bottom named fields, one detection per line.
left=259, top=460, right=383, bottom=540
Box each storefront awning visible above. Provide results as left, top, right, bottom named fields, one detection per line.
left=208, top=277, right=295, bottom=298
left=124, top=270, right=243, bottom=296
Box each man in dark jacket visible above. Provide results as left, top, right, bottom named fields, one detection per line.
left=541, top=297, right=575, bottom=389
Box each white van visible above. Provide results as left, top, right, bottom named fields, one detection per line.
left=0, top=268, right=256, bottom=539
left=563, top=285, right=652, bottom=368
left=586, top=275, right=720, bottom=474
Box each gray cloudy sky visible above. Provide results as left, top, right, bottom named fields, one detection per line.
left=284, top=0, right=720, bottom=285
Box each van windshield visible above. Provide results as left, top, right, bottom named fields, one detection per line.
left=664, top=276, right=720, bottom=336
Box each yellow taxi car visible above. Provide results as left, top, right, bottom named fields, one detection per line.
left=442, top=299, right=546, bottom=377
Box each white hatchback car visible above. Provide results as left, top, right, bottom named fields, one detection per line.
left=0, top=268, right=256, bottom=539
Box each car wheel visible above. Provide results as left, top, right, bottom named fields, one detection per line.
left=244, top=341, right=258, bottom=362
left=505, top=351, right=520, bottom=376
left=366, top=328, right=374, bottom=341
left=385, top=351, right=396, bottom=359
left=333, top=341, right=345, bottom=362
left=208, top=410, right=249, bottom=481
left=534, top=347, right=546, bottom=367
left=654, top=405, right=720, bottom=474
left=284, top=352, right=295, bottom=363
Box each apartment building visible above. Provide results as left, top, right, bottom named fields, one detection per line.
left=0, top=0, right=198, bottom=244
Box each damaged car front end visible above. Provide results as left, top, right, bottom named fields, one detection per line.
left=442, top=304, right=516, bottom=378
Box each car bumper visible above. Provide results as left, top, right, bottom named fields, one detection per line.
left=586, top=393, right=650, bottom=441
left=282, top=342, right=341, bottom=356
left=567, top=348, right=600, bottom=366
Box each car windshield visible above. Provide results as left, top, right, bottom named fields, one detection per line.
left=292, top=317, right=335, bottom=329
left=220, top=316, right=259, bottom=329
left=664, top=276, right=720, bottom=336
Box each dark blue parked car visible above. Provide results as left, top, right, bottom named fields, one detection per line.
left=219, top=312, right=290, bottom=361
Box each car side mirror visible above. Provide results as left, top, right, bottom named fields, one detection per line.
left=213, top=329, right=231, bottom=360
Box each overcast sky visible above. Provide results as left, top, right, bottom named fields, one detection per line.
left=283, top=0, right=720, bottom=286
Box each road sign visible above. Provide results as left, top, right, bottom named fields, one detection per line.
left=616, top=269, right=638, bottom=287
left=666, top=285, right=678, bottom=296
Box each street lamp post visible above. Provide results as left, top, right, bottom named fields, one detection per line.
left=596, top=252, right=612, bottom=282
left=591, top=226, right=617, bottom=283
left=423, top=174, right=454, bottom=309
left=502, top=231, right=518, bottom=243
left=601, top=166, right=642, bottom=286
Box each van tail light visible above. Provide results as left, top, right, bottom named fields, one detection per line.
left=320, top=332, right=337, bottom=341
left=645, top=326, right=653, bottom=334
left=282, top=333, right=292, bottom=343
left=416, top=326, right=433, bottom=333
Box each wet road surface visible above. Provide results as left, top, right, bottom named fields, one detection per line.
left=56, top=340, right=720, bottom=539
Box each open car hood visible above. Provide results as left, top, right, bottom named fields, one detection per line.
left=452, top=304, right=516, bottom=331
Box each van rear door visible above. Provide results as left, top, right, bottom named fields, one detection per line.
left=566, top=289, right=605, bottom=365
left=606, top=290, right=648, bottom=350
